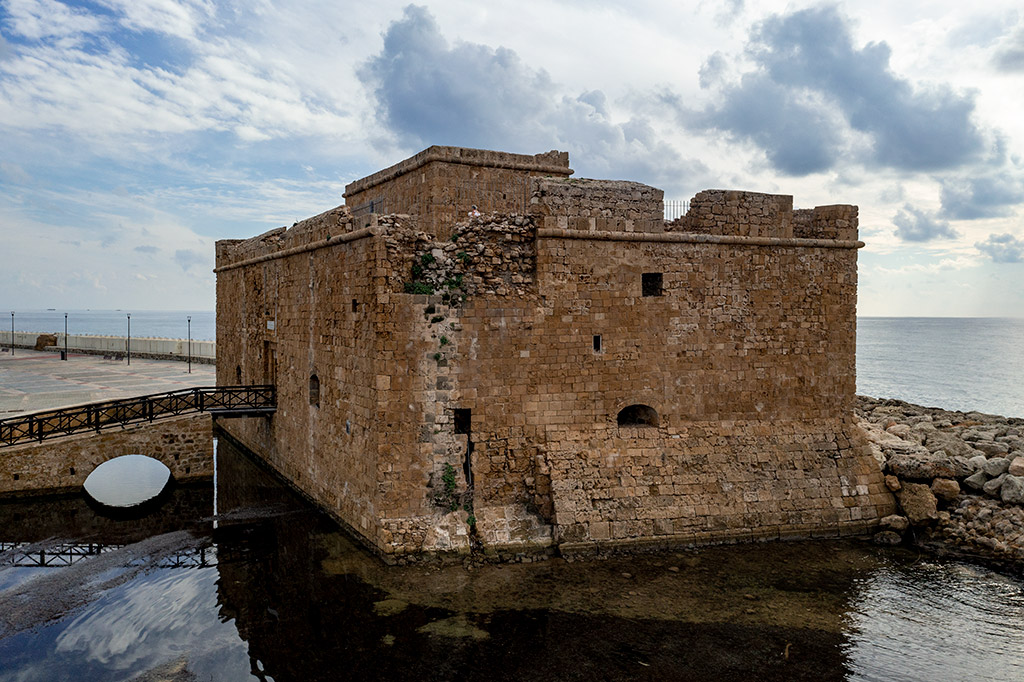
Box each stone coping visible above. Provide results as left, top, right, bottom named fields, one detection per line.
left=537, top=228, right=865, bottom=249
left=343, top=145, right=573, bottom=197
left=214, top=226, right=379, bottom=273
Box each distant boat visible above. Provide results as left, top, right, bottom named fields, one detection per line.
left=46, top=308, right=55, bottom=311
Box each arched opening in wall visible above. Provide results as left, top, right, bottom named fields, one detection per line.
left=617, top=404, right=659, bottom=427
left=309, top=374, right=320, bottom=407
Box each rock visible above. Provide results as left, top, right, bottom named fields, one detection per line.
left=963, top=471, right=988, bottom=491
left=931, top=478, right=960, bottom=502
left=888, top=451, right=972, bottom=480
left=976, top=441, right=1011, bottom=457
left=1000, top=475, right=1024, bottom=505
left=983, top=457, right=1010, bottom=477
left=983, top=473, right=1007, bottom=497
left=897, top=483, right=938, bottom=524
left=873, top=530, right=903, bottom=546
left=968, top=454, right=989, bottom=472
left=880, top=514, right=910, bottom=532
left=1008, top=457, right=1024, bottom=477
left=884, top=475, right=902, bottom=492
left=886, top=423, right=912, bottom=438
left=923, top=432, right=980, bottom=457
left=34, top=333, right=57, bottom=351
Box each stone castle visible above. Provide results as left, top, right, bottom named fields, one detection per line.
left=214, top=145, right=895, bottom=562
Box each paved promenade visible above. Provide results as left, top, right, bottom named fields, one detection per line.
left=0, top=348, right=215, bottom=415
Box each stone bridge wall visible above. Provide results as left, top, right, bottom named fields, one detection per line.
left=0, top=413, right=213, bottom=496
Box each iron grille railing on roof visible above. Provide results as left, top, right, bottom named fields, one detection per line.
left=0, top=385, right=275, bottom=448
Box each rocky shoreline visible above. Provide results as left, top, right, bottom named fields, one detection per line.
left=856, top=395, right=1024, bottom=568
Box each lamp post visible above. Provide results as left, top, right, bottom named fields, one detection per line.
left=64, top=313, right=68, bottom=360
left=187, top=315, right=192, bottom=374
left=126, top=313, right=131, bottom=366
left=9, top=312, right=13, bottom=357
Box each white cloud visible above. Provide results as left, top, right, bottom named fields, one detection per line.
left=3, top=0, right=108, bottom=42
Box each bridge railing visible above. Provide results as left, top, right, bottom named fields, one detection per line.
left=0, top=385, right=275, bottom=448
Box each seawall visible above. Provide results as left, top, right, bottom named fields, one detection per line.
left=3, top=331, right=215, bottom=364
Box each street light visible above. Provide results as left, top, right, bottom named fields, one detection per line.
left=126, top=313, right=131, bottom=366
left=9, top=312, right=13, bottom=357
left=64, top=313, right=68, bottom=361
left=187, top=315, right=192, bottom=374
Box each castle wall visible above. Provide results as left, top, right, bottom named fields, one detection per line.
left=216, top=162, right=893, bottom=561
left=343, top=146, right=572, bottom=239
left=215, top=211, right=391, bottom=551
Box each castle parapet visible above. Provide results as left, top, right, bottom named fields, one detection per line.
left=673, top=189, right=858, bottom=241
left=529, top=178, right=665, bottom=233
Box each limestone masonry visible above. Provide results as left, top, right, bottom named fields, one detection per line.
left=215, top=145, right=894, bottom=562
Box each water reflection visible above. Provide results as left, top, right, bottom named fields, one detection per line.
left=1, top=435, right=1024, bottom=681
left=83, top=455, right=171, bottom=508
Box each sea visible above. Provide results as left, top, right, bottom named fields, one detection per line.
left=4, top=311, right=1022, bottom=418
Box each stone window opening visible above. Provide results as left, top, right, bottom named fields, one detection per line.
left=642, top=272, right=663, bottom=297
left=617, top=404, right=659, bottom=427
left=352, top=299, right=358, bottom=313
left=235, top=365, right=242, bottom=385
left=593, top=335, right=602, bottom=353
left=454, top=408, right=474, bottom=487
left=309, top=374, right=320, bottom=408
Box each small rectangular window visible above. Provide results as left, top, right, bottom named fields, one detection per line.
left=642, top=272, right=663, bottom=297
left=352, top=299, right=358, bottom=313
left=454, top=408, right=471, bottom=434
left=593, top=335, right=602, bottom=352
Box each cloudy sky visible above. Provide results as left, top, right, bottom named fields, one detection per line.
left=1, top=0, right=1022, bottom=315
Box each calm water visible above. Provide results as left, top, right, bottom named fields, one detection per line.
left=857, top=317, right=1024, bottom=418
left=2, top=437, right=1024, bottom=681
left=6, top=310, right=215, bottom=341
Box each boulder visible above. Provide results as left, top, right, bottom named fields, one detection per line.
left=1008, top=457, right=1024, bottom=477
left=880, top=514, right=910, bottom=532
left=983, top=457, right=1010, bottom=477
left=968, top=454, right=989, bottom=472
left=963, top=471, right=988, bottom=491
left=873, top=531, right=903, bottom=546
left=34, top=333, right=57, bottom=351
left=897, top=483, right=937, bottom=524
left=976, top=441, right=1011, bottom=457
left=931, top=478, right=960, bottom=502
left=1000, top=475, right=1024, bottom=505
left=983, top=473, right=1007, bottom=497
left=887, top=451, right=973, bottom=480
left=924, top=432, right=981, bottom=457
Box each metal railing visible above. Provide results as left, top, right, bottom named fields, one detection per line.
left=0, top=541, right=217, bottom=568
left=664, top=199, right=690, bottom=221
left=0, top=385, right=275, bottom=448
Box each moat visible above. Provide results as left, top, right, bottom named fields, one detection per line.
left=2, top=437, right=1024, bottom=682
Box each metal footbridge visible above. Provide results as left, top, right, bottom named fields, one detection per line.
left=0, top=385, right=275, bottom=448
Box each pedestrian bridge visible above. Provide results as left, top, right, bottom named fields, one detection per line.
left=0, top=385, right=275, bottom=448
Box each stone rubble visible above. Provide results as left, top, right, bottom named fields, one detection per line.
left=856, top=395, right=1024, bottom=564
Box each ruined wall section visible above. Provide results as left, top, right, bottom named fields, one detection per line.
left=665, top=190, right=859, bottom=242
left=344, top=146, right=572, bottom=239
left=792, top=205, right=859, bottom=241
left=530, top=178, right=664, bottom=233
